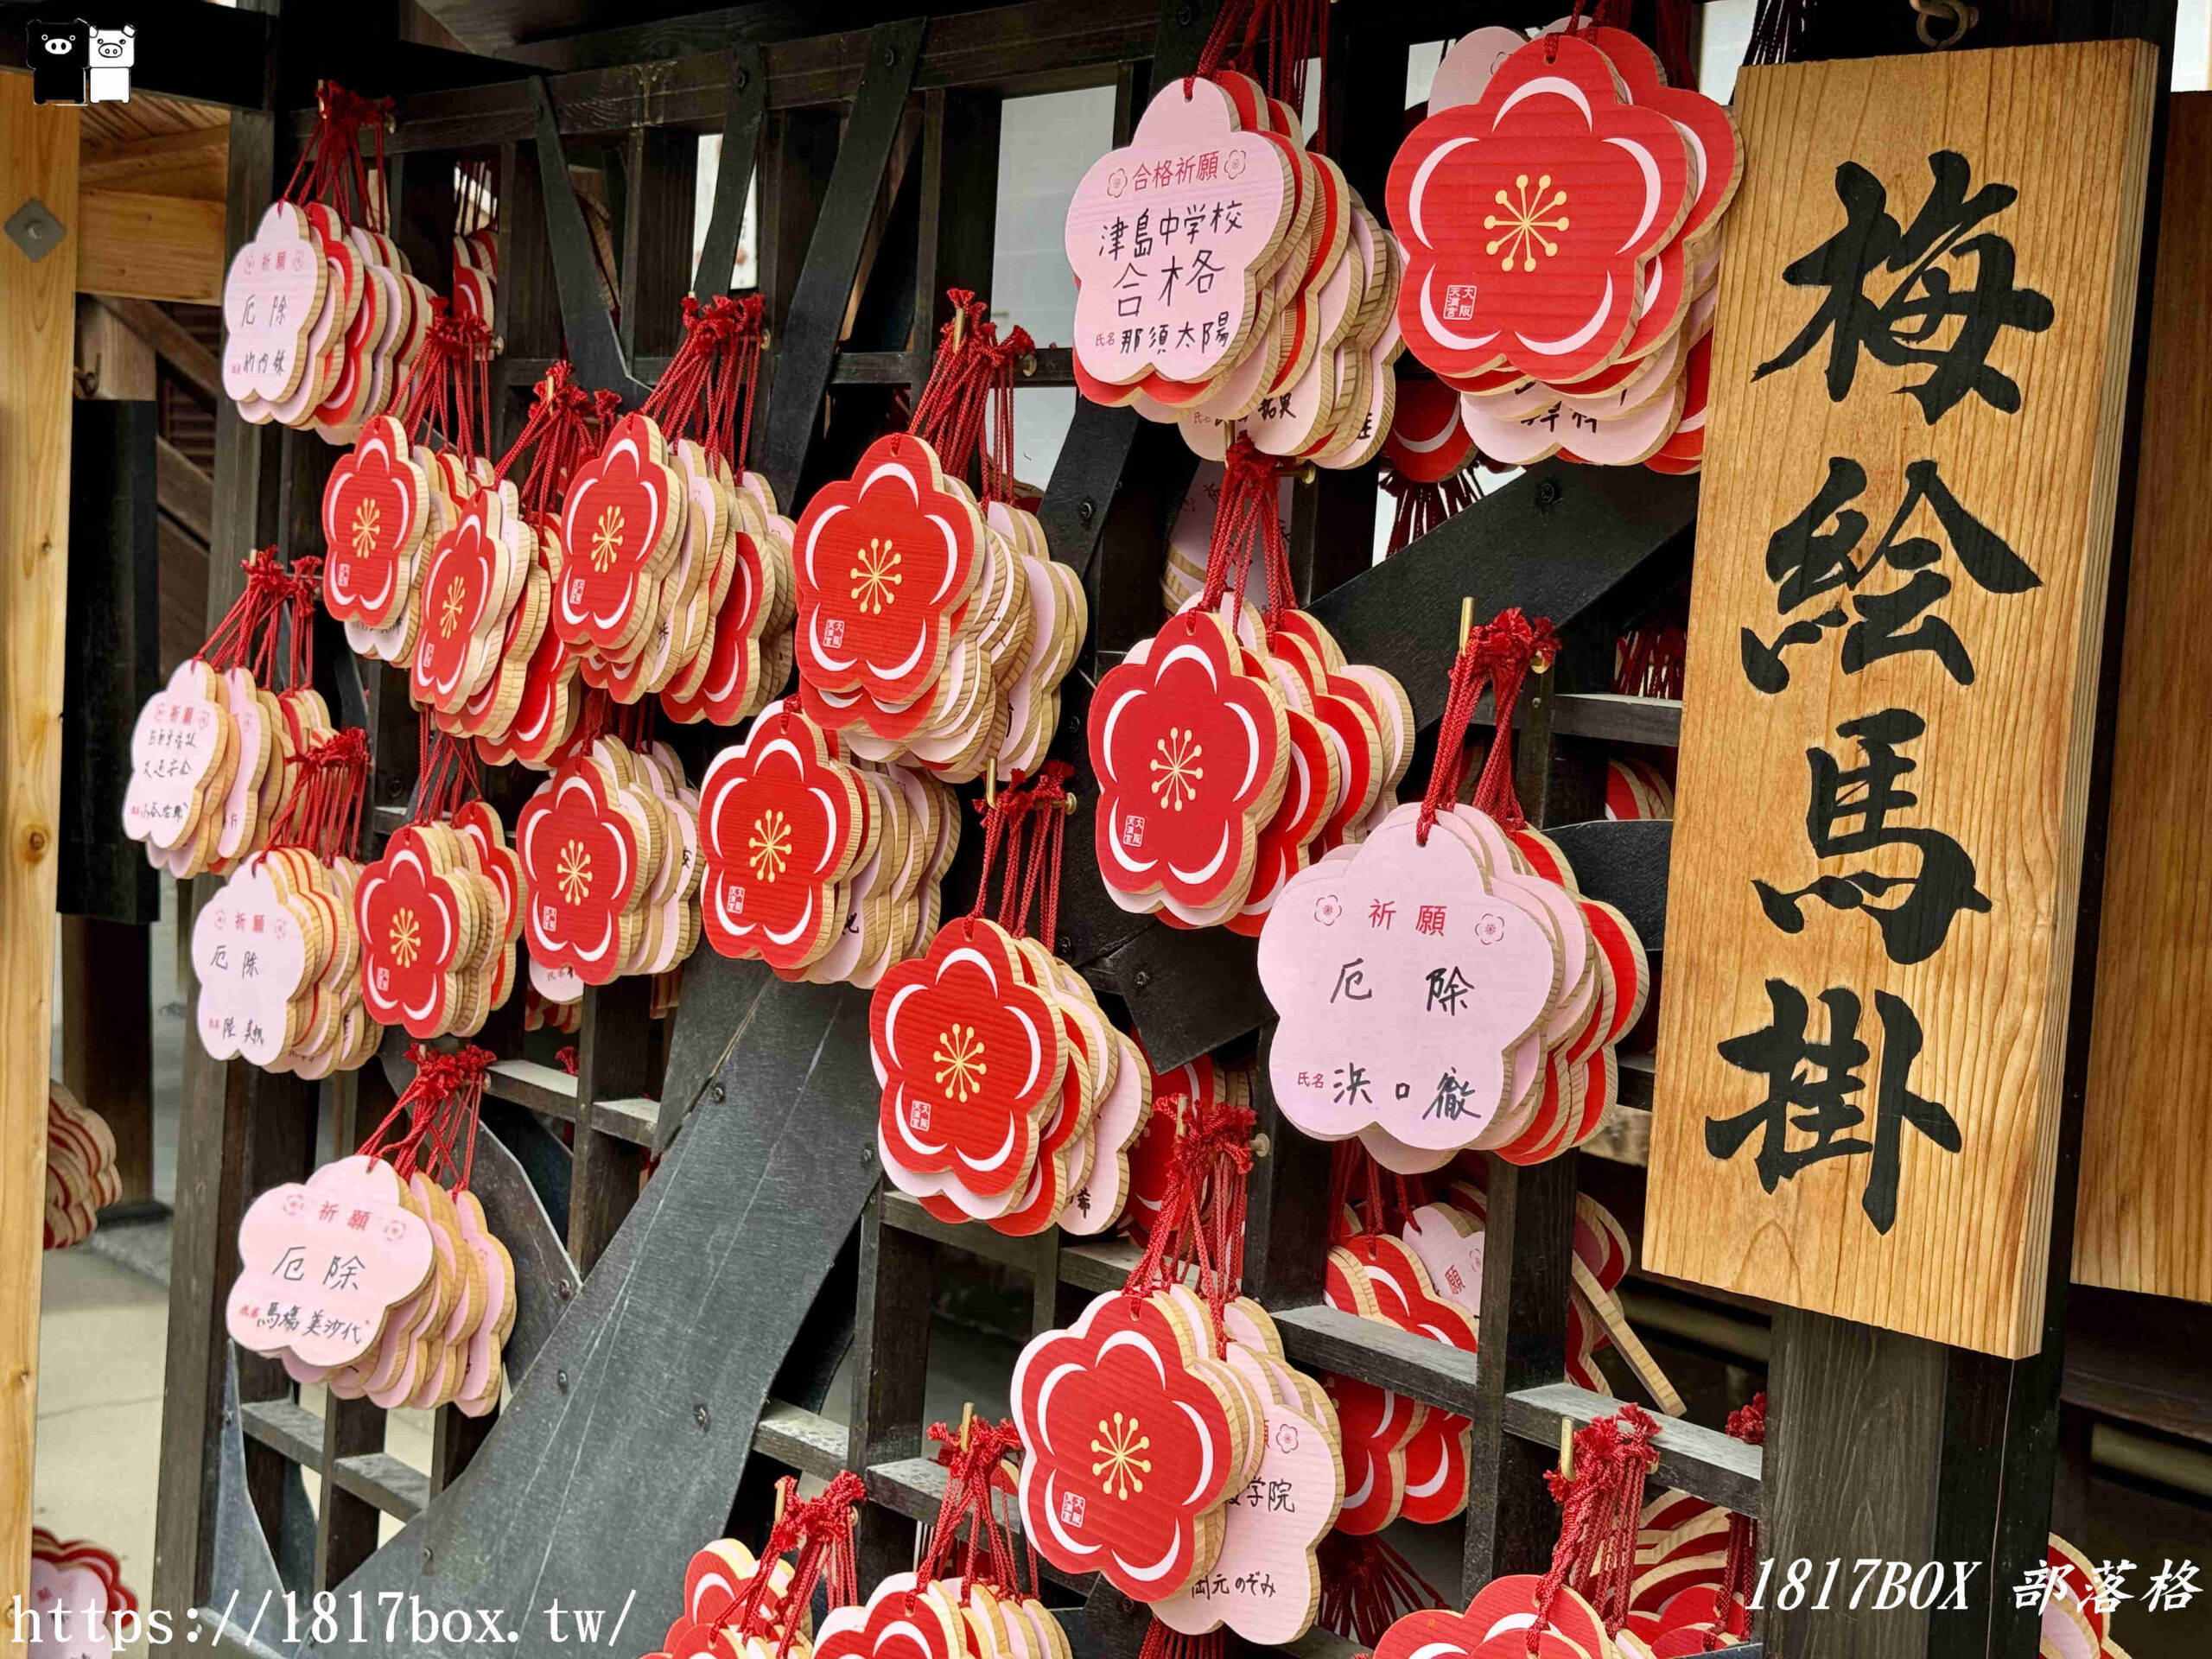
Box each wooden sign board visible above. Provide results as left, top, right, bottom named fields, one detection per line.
left=1646, top=41, right=2158, bottom=1357
left=2075, top=93, right=2212, bottom=1306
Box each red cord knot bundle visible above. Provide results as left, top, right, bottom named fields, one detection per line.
left=1700, top=1393, right=1769, bottom=1650
left=722, top=1471, right=867, bottom=1656
left=1535, top=1403, right=1662, bottom=1644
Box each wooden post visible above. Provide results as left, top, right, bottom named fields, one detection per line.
left=312, top=1067, right=389, bottom=1587
left=569, top=976, right=652, bottom=1272
left=1656, top=16, right=2176, bottom=1659
left=1763, top=1311, right=1951, bottom=1659
left=1243, top=1031, right=1329, bottom=1308
left=60, top=302, right=160, bottom=1205
left=152, top=92, right=278, bottom=1618
left=910, top=86, right=1001, bottom=387
left=1462, top=1154, right=1578, bottom=1591
left=0, top=62, right=79, bottom=1631
left=756, top=17, right=928, bottom=509
left=618, top=128, right=698, bottom=359
left=849, top=1192, right=935, bottom=1588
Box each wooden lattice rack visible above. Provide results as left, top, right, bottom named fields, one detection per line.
left=145, top=3, right=2185, bottom=1657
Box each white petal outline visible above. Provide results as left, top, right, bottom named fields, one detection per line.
left=1033, top=1358, right=1084, bottom=1457
left=697, top=768, right=739, bottom=861
left=1680, top=120, right=1711, bottom=218
left=867, top=624, right=931, bottom=684
left=1406, top=1436, right=1452, bottom=1498
left=1175, top=1396, right=1217, bottom=1507
left=423, top=877, right=457, bottom=975
left=550, top=772, right=634, bottom=900
left=1420, top=270, right=1502, bottom=353
left=1095, top=1329, right=1168, bottom=1382
left=1406, top=134, right=1473, bottom=249
left=889, top=1083, right=945, bottom=1159
left=1011, top=1002, right=1045, bottom=1099
left=855, top=455, right=925, bottom=503
left=1376, top=1387, right=1407, bottom=1438
left=1604, top=135, right=1664, bottom=253
left=800, top=498, right=848, bottom=591
left=607, top=432, right=664, bottom=552
left=1040, top=1472, right=1101, bottom=1560
left=690, top=1567, right=738, bottom=1624
left=1111, top=1521, right=1188, bottom=1586
left=1096, top=684, right=1147, bottom=784
left=1166, top=822, right=1232, bottom=887
left=763, top=887, right=816, bottom=946
left=938, top=945, right=1001, bottom=990
left=1230, top=701, right=1262, bottom=801
left=1102, top=793, right=1160, bottom=876
left=1496, top=73, right=1590, bottom=125
left=957, top=1109, right=1020, bottom=1175
left=1342, top=1453, right=1376, bottom=1514
left=1515, top=272, right=1616, bottom=357
left=808, top=606, right=857, bottom=674
left=882, top=981, right=925, bottom=1071
left=1154, top=639, right=1223, bottom=688
left=805, top=784, right=841, bottom=875
left=879, top=1619, right=943, bottom=1657
left=1395, top=404, right=1461, bottom=453
left=925, top=512, right=962, bottom=605
left=518, top=799, right=548, bottom=876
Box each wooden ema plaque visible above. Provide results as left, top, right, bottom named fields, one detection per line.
left=1645, top=41, right=2158, bottom=1357
left=2076, top=93, right=2212, bottom=1305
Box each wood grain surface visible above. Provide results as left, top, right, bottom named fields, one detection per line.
left=1648, top=42, right=2158, bottom=1357
left=2075, top=92, right=2212, bottom=1306
left=75, top=188, right=224, bottom=304
left=0, top=67, right=78, bottom=1635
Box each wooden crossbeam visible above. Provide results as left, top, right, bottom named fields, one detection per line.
left=156, top=437, right=213, bottom=543
left=92, top=296, right=219, bottom=402
left=344, top=0, right=1159, bottom=151
left=79, top=125, right=227, bottom=190
left=692, top=44, right=767, bottom=301
left=1308, top=461, right=1700, bottom=728
left=75, top=189, right=226, bottom=305
left=757, top=16, right=929, bottom=507
left=525, top=77, right=649, bottom=404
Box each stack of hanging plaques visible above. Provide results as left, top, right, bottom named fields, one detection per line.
left=1259, top=798, right=1649, bottom=1173
left=44, top=1083, right=120, bottom=1249
left=1388, top=23, right=1737, bottom=472
left=517, top=734, right=699, bottom=998
left=1066, top=73, right=1404, bottom=474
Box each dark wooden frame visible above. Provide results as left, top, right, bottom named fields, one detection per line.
left=148, top=3, right=2188, bottom=1657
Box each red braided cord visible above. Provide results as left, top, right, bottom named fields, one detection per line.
left=1534, top=1404, right=1661, bottom=1644
left=1121, top=1096, right=1256, bottom=1353
left=1414, top=625, right=1492, bottom=846
left=1468, top=610, right=1558, bottom=834
left=356, top=1044, right=493, bottom=1179
left=1705, top=1394, right=1768, bottom=1649
left=1007, top=761, right=1074, bottom=940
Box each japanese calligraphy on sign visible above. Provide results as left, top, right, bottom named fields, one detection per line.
left=1647, top=42, right=2158, bottom=1357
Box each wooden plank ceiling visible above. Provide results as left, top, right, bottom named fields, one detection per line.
left=416, top=0, right=908, bottom=60
left=76, top=90, right=227, bottom=306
